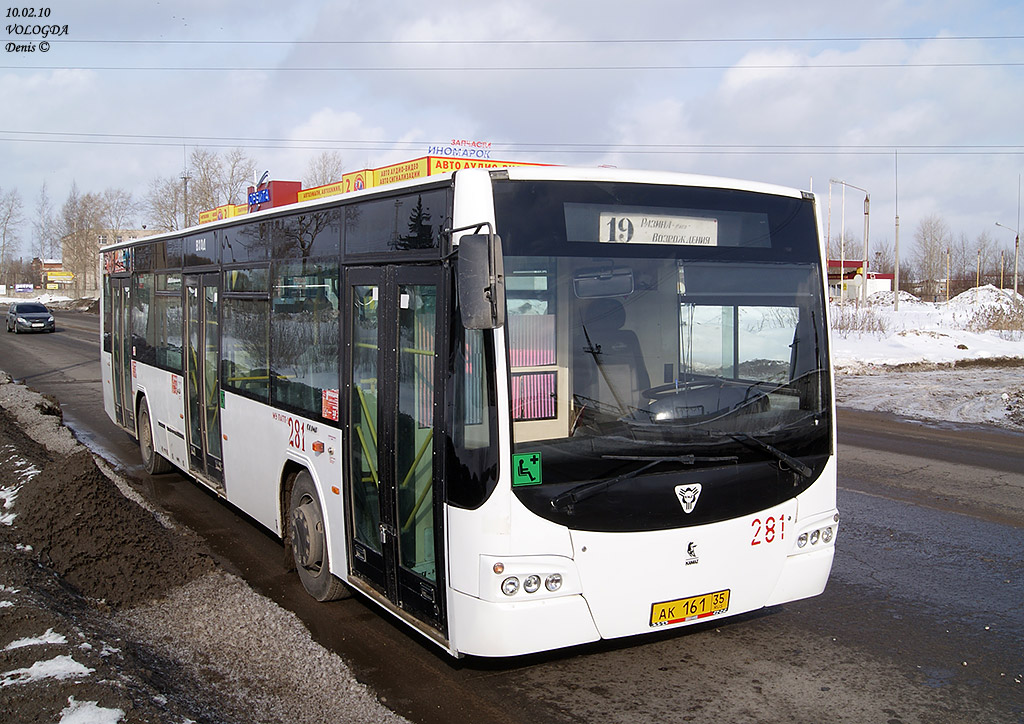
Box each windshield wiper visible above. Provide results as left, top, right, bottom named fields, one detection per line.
left=550, top=454, right=738, bottom=513
left=725, top=432, right=813, bottom=479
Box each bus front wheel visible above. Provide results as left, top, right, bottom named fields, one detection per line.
left=138, top=401, right=173, bottom=475
left=289, top=470, right=349, bottom=601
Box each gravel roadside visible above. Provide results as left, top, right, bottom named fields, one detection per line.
left=0, top=372, right=407, bottom=724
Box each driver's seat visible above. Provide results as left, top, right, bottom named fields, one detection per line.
left=575, top=298, right=651, bottom=414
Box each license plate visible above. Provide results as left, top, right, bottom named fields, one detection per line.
left=650, top=589, right=730, bottom=627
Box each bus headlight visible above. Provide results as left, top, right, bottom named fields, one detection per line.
left=794, top=515, right=838, bottom=553
left=481, top=555, right=577, bottom=601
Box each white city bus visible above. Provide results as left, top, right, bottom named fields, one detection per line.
left=101, top=165, right=838, bottom=657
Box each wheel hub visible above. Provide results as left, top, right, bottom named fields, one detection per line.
left=290, top=501, right=324, bottom=569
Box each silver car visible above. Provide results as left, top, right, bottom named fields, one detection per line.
left=6, top=302, right=56, bottom=333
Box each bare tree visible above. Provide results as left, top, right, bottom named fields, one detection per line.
left=827, top=230, right=858, bottom=265
left=0, top=186, right=25, bottom=288
left=913, top=214, right=952, bottom=301
left=32, top=182, right=60, bottom=261
left=99, top=188, right=139, bottom=238
left=222, top=147, right=257, bottom=205
left=871, top=238, right=894, bottom=276
left=144, top=147, right=257, bottom=229
left=949, top=231, right=972, bottom=296
left=59, top=184, right=103, bottom=297
left=974, top=230, right=1000, bottom=287
left=303, top=151, right=344, bottom=188
left=144, top=176, right=184, bottom=232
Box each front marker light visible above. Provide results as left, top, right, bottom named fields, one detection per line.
left=545, top=573, right=563, bottom=592
left=501, top=577, right=520, bottom=596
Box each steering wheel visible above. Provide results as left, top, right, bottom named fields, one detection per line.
left=641, top=379, right=714, bottom=401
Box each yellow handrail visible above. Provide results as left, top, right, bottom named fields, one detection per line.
left=401, top=430, right=434, bottom=532
left=354, top=425, right=379, bottom=487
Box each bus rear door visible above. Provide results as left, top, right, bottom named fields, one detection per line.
left=110, top=276, right=134, bottom=431
left=184, top=273, right=224, bottom=491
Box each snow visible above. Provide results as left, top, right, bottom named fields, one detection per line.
left=832, top=286, right=1024, bottom=370
left=4, top=628, right=68, bottom=651
left=831, top=286, right=1024, bottom=428
left=0, top=655, right=94, bottom=686
left=59, top=697, right=125, bottom=724
left=0, top=446, right=41, bottom=525
left=0, top=293, right=72, bottom=305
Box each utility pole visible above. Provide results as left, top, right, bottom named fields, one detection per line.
left=946, top=248, right=951, bottom=302
left=831, top=178, right=870, bottom=305
left=894, top=150, right=900, bottom=311
left=976, top=250, right=981, bottom=302
left=181, top=170, right=192, bottom=230
left=995, top=221, right=1020, bottom=298
left=861, top=192, right=870, bottom=304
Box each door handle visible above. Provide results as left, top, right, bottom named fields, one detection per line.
left=379, top=522, right=398, bottom=544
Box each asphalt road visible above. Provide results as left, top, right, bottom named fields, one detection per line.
left=2, top=306, right=1022, bottom=724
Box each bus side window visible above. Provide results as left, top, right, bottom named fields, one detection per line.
left=446, top=322, right=499, bottom=509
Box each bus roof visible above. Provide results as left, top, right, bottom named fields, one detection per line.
left=101, top=165, right=809, bottom=253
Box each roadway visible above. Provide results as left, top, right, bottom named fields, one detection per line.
left=2, top=306, right=1022, bottom=723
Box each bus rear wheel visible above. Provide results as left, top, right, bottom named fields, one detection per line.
left=138, top=401, right=173, bottom=475
left=289, top=470, right=349, bottom=601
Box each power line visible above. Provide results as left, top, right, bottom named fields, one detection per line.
left=44, top=34, right=1024, bottom=46
left=4, top=61, right=1023, bottom=72
left=5, top=129, right=1024, bottom=150
left=1, top=130, right=1022, bottom=155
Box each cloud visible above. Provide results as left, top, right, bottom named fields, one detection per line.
left=1, top=0, right=1023, bottom=255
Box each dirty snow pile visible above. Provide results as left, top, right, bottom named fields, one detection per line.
left=831, top=285, right=1024, bottom=429
left=0, top=376, right=408, bottom=724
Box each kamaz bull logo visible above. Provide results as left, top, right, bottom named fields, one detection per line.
left=674, top=483, right=702, bottom=514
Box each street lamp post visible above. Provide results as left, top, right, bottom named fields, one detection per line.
left=995, top=222, right=1020, bottom=297
left=831, top=179, right=870, bottom=304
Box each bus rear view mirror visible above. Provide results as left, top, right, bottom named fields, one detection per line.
left=573, top=266, right=634, bottom=298
left=458, top=233, right=506, bottom=329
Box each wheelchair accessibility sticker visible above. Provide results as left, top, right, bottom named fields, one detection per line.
left=512, top=453, right=542, bottom=486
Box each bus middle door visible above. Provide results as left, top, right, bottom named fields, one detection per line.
left=346, top=265, right=446, bottom=634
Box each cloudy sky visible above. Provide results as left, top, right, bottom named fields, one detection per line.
left=2, top=0, right=1023, bottom=260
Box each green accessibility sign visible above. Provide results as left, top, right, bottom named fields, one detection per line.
left=512, top=452, right=542, bottom=486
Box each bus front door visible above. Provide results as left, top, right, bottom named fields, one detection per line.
left=184, top=273, right=224, bottom=490
left=346, top=266, right=446, bottom=634
left=110, top=277, right=134, bottom=431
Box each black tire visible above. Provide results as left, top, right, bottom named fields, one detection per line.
left=138, top=401, right=173, bottom=475
left=289, top=470, right=349, bottom=601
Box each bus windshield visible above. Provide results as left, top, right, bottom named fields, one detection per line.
left=493, top=179, right=831, bottom=532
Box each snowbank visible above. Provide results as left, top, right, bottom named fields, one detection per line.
left=832, top=285, right=1024, bottom=371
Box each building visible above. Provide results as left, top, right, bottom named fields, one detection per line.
left=61, top=228, right=154, bottom=298
left=826, top=259, right=893, bottom=301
